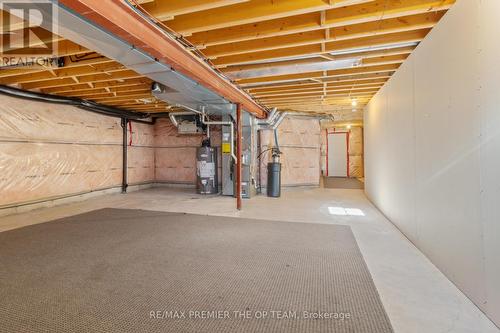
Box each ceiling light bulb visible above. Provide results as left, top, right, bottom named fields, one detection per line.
left=347, top=125, right=352, bottom=129
left=351, top=99, right=358, bottom=107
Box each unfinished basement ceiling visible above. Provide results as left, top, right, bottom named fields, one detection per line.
left=0, top=0, right=455, bottom=121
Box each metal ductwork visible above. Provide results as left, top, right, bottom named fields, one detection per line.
left=26, top=2, right=266, bottom=118
left=256, top=109, right=289, bottom=130
left=256, top=108, right=279, bottom=126
left=256, top=109, right=335, bottom=130
left=168, top=111, right=200, bottom=128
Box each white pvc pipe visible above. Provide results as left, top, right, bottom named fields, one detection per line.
left=201, top=112, right=237, bottom=163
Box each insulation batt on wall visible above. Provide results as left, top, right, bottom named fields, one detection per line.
left=320, top=126, right=364, bottom=179
left=260, top=116, right=321, bottom=188
left=0, top=95, right=226, bottom=209
left=154, top=118, right=221, bottom=186
left=127, top=122, right=155, bottom=185
left=0, top=94, right=123, bottom=208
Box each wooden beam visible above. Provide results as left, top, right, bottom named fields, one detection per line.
left=53, top=40, right=89, bottom=55
left=261, top=95, right=376, bottom=103
left=219, top=44, right=414, bottom=71
left=56, top=84, right=150, bottom=97
left=63, top=87, right=151, bottom=99
left=257, top=90, right=378, bottom=101
left=1, top=27, right=63, bottom=53
left=225, top=51, right=407, bottom=80
left=0, top=54, right=112, bottom=78
left=42, top=78, right=152, bottom=94
left=21, top=70, right=142, bottom=90
left=60, top=0, right=266, bottom=118
left=0, top=40, right=89, bottom=67
left=238, top=63, right=401, bottom=86
left=106, top=100, right=162, bottom=107
left=140, top=0, right=250, bottom=21
left=266, top=97, right=373, bottom=107
left=90, top=93, right=154, bottom=103
left=165, top=0, right=371, bottom=35
left=214, top=29, right=427, bottom=67
left=270, top=103, right=368, bottom=109
left=203, top=12, right=443, bottom=58
left=187, top=0, right=454, bottom=47
left=120, top=104, right=170, bottom=111
left=248, top=77, right=388, bottom=93
left=0, top=10, right=38, bottom=33
left=244, top=72, right=392, bottom=90
left=320, top=71, right=392, bottom=83
left=0, top=62, right=125, bottom=85
left=272, top=97, right=372, bottom=104
left=253, top=84, right=384, bottom=97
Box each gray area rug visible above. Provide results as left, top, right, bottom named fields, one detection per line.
left=0, top=208, right=393, bottom=333
left=324, top=177, right=365, bottom=190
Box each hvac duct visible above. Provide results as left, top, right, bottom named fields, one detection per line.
left=29, top=2, right=265, bottom=118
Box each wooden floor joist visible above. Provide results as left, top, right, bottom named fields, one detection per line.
left=0, top=0, right=455, bottom=120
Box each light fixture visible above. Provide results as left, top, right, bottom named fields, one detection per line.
left=347, top=125, right=352, bottom=130
left=351, top=99, right=358, bottom=107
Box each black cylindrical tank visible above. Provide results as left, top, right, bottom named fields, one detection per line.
left=267, top=162, right=281, bottom=197
left=196, top=146, right=218, bottom=194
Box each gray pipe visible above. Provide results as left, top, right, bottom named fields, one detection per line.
left=273, top=128, right=281, bottom=154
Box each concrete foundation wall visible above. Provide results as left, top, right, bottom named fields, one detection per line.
left=364, top=0, right=500, bottom=327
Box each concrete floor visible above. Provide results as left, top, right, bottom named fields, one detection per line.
left=0, top=186, right=498, bottom=333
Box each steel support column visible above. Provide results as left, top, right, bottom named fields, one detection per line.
left=121, top=118, right=128, bottom=193
left=236, top=103, right=242, bottom=210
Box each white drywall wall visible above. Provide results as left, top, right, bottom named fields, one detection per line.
left=364, top=0, right=500, bottom=327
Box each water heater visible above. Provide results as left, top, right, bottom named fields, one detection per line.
left=196, top=140, right=218, bottom=194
